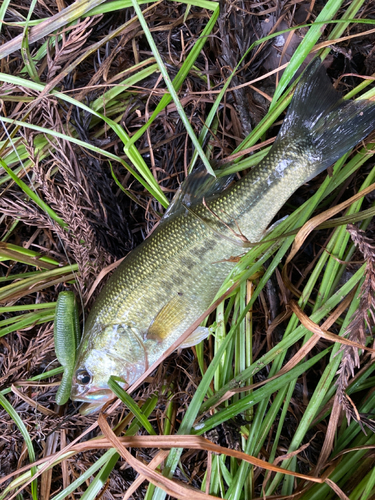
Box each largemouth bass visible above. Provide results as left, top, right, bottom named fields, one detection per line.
left=70, top=58, right=375, bottom=412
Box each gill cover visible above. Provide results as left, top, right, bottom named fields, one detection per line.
left=72, top=323, right=148, bottom=402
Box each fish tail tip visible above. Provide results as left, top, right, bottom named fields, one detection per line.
left=278, top=58, right=375, bottom=174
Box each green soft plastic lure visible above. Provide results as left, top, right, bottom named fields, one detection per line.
left=54, top=291, right=80, bottom=405
left=61, top=58, right=375, bottom=413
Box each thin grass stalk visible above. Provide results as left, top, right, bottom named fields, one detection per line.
left=262, top=382, right=295, bottom=496
left=349, top=459, right=375, bottom=499
left=129, top=0, right=214, bottom=175
left=0, top=0, right=11, bottom=35
left=226, top=389, right=288, bottom=499
left=265, top=289, right=363, bottom=494
left=303, top=427, right=375, bottom=500
left=318, top=0, right=369, bottom=61
left=21, top=0, right=41, bottom=83
left=0, top=73, right=168, bottom=204
left=0, top=394, right=38, bottom=499
left=258, top=156, right=373, bottom=381
left=125, top=2, right=219, bottom=148
left=328, top=204, right=375, bottom=295
left=214, top=301, right=225, bottom=392
left=270, top=0, right=343, bottom=106
left=311, top=353, right=375, bottom=426
left=194, top=349, right=331, bottom=436
left=0, top=0, right=108, bottom=59
left=0, top=158, right=66, bottom=228
left=202, top=263, right=365, bottom=414
left=264, top=165, right=375, bottom=491
left=314, top=165, right=375, bottom=311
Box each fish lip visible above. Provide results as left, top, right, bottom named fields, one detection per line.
left=79, top=401, right=106, bottom=415
left=70, top=386, right=114, bottom=403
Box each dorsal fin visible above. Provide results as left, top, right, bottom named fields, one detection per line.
left=161, top=165, right=234, bottom=223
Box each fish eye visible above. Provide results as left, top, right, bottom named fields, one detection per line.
left=76, top=369, right=92, bottom=385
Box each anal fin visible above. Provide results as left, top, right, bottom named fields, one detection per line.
left=179, top=326, right=210, bottom=349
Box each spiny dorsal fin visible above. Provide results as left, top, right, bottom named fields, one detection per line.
left=161, top=165, right=234, bottom=223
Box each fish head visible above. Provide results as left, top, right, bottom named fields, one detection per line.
left=70, top=323, right=147, bottom=413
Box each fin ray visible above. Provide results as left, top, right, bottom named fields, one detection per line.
left=162, top=165, right=234, bottom=223
left=179, top=326, right=210, bottom=349
left=278, top=58, right=375, bottom=177
left=147, top=295, right=183, bottom=342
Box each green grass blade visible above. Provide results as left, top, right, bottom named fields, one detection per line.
left=0, top=0, right=11, bottom=35
left=86, top=0, right=159, bottom=16
left=108, top=376, right=157, bottom=435
left=50, top=449, right=117, bottom=500
left=0, top=114, right=166, bottom=205
left=20, top=0, right=41, bottom=83
left=0, top=158, right=66, bottom=229
left=127, top=3, right=219, bottom=148
left=270, top=0, right=343, bottom=107
left=79, top=451, right=120, bottom=500
left=0, top=367, right=64, bottom=397
left=0, top=302, right=56, bottom=312
left=0, top=394, right=37, bottom=499
left=319, top=0, right=369, bottom=60
left=130, top=0, right=214, bottom=176
left=52, top=396, right=158, bottom=500
left=90, top=60, right=158, bottom=112
left=0, top=0, right=108, bottom=59
left=0, top=241, right=60, bottom=267
left=193, top=349, right=330, bottom=435
left=0, top=310, right=55, bottom=337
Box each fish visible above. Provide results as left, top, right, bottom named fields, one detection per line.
left=70, top=58, right=375, bottom=412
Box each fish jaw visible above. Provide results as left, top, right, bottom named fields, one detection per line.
left=71, top=384, right=114, bottom=404
left=69, top=351, right=119, bottom=406
left=70, top=323, right=148, bottom=410
left=70, top=379, right=115, bottom=414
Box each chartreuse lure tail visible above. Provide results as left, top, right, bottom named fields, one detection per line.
left=54, top=291, right=80, bottom=405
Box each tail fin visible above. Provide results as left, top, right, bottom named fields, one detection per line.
left=278, top=58, right=375, bottom=176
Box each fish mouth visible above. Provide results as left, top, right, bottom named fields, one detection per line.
left=71, top=387, right=115, bottom=415
left=71, top=385, right=114, bottom=404
left=79, top=401, right=108, bottom=415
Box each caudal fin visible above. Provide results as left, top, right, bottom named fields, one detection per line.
left=278, top=58, right=375, bottom=176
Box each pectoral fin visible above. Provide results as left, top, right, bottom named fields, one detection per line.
left=146, top=296, right=183, bottom=342
left=146, top=296, right=211, bottom=347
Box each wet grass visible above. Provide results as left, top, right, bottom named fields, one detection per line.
left=1, top=0, right=375, bottom=498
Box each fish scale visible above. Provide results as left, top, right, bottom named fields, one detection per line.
left=70, top=58, right=375, bottom=412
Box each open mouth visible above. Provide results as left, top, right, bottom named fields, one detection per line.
left=70, top=387, right=115, bottom=414
left=71, top=386, right=114, bottom=403
left=79, top=400, right=109, bottom=415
